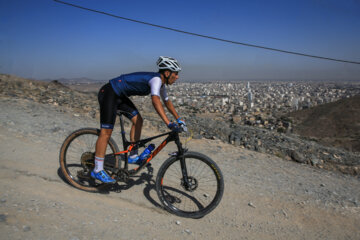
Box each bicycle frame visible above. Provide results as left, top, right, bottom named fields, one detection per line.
left=113, top=113, right=187, bottom=177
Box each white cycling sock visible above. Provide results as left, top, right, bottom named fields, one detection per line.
left=94, top=156, right=104, bottom=173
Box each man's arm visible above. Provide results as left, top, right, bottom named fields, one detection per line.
left=164, top=99, right=180, bottom=120
left=151, top=95, right=171, bottom=125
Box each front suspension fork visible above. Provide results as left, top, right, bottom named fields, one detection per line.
left=175, top=135, right=191, bottom=188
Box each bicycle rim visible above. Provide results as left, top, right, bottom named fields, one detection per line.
left=156, top=152, right=224, bottom=218
left=59, top=128, right=119, bottom=192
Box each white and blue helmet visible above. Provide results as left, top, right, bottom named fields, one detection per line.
left=157, top=56, right=181, bottom=72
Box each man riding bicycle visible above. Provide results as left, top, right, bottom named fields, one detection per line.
left=92, top=56, right=186, bottom=183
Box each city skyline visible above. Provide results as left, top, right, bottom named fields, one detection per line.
left=1, top=0, right=360, bottom=81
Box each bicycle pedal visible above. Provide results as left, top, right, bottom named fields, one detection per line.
left=146, top=164, right=153, bottom=174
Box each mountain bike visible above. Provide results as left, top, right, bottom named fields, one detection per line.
left=59, top=111, right=224, bottom=218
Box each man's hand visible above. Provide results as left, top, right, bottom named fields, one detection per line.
left=177, top=117, right=188, bottom=132
left=168, top=122, right=182, bottom=132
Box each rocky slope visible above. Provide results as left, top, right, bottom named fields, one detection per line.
left=1, top=74, right=358, bottom=176
left=0, top=74, right=359, bottom=239
left=287, top=95, right=360, bottom=152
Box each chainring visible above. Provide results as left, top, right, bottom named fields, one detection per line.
left=116, top=169, right=130, bottom=182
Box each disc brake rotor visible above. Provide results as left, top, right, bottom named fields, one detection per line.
left=181, top=176, right=198, bottom=191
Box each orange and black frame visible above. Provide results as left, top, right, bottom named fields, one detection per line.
left=108, top=111, right=189, bottom=185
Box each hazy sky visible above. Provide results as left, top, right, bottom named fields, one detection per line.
left=1, top=0, right=360, bottom=81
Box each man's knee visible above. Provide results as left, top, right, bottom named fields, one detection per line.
left=99, top=128, right=113, bottom=140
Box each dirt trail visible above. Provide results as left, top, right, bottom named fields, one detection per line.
left=0, top=98, right=359, bottom=240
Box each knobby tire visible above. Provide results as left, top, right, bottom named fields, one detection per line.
left=59, top=128, right=119, bottom=192
left=155, top=152, right=224, bottom=218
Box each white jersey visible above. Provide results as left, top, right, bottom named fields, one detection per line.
left=148, top=77, right=168, bottom=101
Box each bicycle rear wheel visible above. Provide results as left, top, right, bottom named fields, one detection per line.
left=156, top=152, right=224, bottom=218
left=59, top=128, right=120, bottom=192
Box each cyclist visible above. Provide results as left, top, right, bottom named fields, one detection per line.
left=92, top=56, right=186, bottom=183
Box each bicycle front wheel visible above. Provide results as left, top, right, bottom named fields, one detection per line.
left=59, top=128, right=120, bottom=192
left=156, top=152, right=224, bottom=218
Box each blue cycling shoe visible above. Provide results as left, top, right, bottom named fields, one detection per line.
left=128, top=154, right=141, bottom=164
left=90, top=170, right=116, bottom=184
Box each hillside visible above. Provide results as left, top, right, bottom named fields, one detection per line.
left=288, top=95, right=360, bottom=152
left=1, top=74, right=359, bottom=176
left=0, top=73, right=359, bottom=239
left=0, top=74, right=98, bottom=116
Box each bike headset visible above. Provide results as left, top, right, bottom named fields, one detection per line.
left=157, top=56, right=181, bottom=85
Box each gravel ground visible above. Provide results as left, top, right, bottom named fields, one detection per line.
left=0, top=97, right=359, bottom=240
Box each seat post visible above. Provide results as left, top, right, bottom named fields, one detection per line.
left=118, top=113, right=128, bottom=147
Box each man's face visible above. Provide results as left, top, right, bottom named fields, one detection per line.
left=167, top=71, right=179, bottom=85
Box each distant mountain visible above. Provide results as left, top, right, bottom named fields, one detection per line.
left=42, top=77, right=103, bottom=84
left=287, top=95, right=360, bottom=152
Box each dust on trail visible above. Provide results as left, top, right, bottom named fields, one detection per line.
left=0, top=98, right=359, bottom=240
